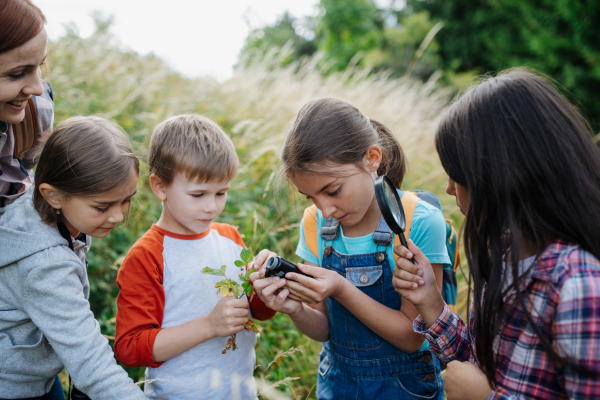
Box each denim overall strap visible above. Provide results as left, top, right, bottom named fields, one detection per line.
left=317, top=214, right=443, bottom=400
left=321, top=217, right=339, bottom=241
left=373, top=217, right=393, bottom=245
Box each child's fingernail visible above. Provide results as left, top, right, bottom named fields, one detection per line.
left=279, top=279, right=286, bottom=285
left=298, top=264, right=305, bottom=270
left=417, top=269, right=423, bottom=276
left=418, top=280, right=425, bottom=285
left=285, top=273, right=293, bottom=278
left=273, top=276, right=280, bottom=282
left=412, top=283, right=417, bottom=289
left=407, top=252, right=413, bottom=258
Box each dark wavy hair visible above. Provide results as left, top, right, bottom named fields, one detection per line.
left=0, top=0, right=46, bottom=54
left=281, top=97, right=406, bottom=188
left=435, top=68, right=600, bottom=384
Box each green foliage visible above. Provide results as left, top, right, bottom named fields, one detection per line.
left=239, top=0, right=444, bottom=81
left=240, top=12, right=316, bottom=66
left=315, top=0, right=383, bottom=70
left=363, top=11, right=442, bottom=77
left=201, top=265, right=228, bottom=276
left=48, top=17, right=456, bottom=398
left=408, top=0, right=600, bottom=128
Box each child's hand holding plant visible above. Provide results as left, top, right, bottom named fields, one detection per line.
left=202, top=247, right=264, bottom=353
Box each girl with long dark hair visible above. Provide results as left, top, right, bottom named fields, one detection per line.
left=393, top=69, right=600, bottom=399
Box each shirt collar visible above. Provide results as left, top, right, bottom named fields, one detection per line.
left=503, top=239, right=571, bottom=297
left=0, top=121, right=7, bottom=134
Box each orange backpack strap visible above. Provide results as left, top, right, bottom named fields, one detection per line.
left=12, top=98, right=39, bottom=160
left=393, top=191, right=420, bottom=263
left=303, top=205, right=319, bottom=260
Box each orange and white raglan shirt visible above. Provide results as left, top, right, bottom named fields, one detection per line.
left=115, top=224, right=275, bottom=400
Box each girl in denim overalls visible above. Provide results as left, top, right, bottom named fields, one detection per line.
left=252, top=98, right=449, bottom=399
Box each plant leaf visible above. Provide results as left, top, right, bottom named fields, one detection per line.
left=202, top=265, right=227, bottom=276
left=242, top=281, right=253, bottom=296
left=234, top=260, right=246, bottom=268
left=215, top=279, right=242, bottom=298
left=240, top=247, right=254, bottom=264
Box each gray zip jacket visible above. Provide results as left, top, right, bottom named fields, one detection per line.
left=0, top=192, right=146, bottom=399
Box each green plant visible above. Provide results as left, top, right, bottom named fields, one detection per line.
left=201, top=247, right=261, bottom=353
left=48, top=18, right=462, bottom=398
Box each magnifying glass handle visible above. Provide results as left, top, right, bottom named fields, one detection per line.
left=397, top=233, right=415, bottom=264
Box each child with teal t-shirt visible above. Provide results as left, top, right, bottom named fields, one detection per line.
left=252, top=98, right=449, bottom=400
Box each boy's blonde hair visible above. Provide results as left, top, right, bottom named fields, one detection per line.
left=149, top=114, right=239, bottom=184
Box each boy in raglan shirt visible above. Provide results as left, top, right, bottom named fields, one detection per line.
left=115, top=114, right=275, bottom=399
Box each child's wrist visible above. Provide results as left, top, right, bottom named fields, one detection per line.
left=419, top=292, right=446, bottom=327
left=198, top=314, right=217, bottom=339
left=331, top=274, right=351, bottom=300
left=288, top=302, right=306, bottom=319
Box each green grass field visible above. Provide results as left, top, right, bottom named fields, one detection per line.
left=49, top=24, right=468, bottom=399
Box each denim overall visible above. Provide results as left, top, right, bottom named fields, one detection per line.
left=316, top=215, right=444, bottom=400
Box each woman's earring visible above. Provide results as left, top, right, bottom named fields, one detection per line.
left=56, top=209, right=61, bottom=215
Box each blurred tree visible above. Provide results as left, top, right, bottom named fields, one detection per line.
left=407, top=0, right=600, bottom=129
left=363, top=11, right=442, bottom=78
left=314, top=0, right=384, bottom=70
left=239, top=12, right=316, bottom=66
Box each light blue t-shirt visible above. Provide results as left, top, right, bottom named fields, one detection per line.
left=296, top=201, right=451, bottom=269
left=296, top=201, right=450, bottom=351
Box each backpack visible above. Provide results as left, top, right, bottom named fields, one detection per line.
left=302, top=190, right=461, bottom=313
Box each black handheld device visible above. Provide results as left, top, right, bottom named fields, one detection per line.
left=264, top=256, right=312, bottom=278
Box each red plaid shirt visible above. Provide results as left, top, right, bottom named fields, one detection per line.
left=414, top=240, right=600, bottom=399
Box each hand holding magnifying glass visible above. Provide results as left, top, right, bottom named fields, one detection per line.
left=374, top=175, right=415, bottom=264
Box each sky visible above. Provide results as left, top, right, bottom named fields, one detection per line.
left=35, top=0, right=319, bottom=80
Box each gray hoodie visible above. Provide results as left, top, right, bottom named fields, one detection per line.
left=0, top=192, right=146, bottom=399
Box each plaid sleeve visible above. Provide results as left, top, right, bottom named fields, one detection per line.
left=489, top=387, right=523, bottom=400
left=22, top=82, right=54, bottom=169
left=413, top=303, right=474, bottom=363
left=554, top=267, right=600, bottom=398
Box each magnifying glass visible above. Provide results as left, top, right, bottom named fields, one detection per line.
left=374, top=175, right=414, bottom=263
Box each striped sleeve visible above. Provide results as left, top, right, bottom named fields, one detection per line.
left=115, top=228, right=165, bottom=368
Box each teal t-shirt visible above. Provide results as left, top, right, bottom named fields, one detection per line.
left=295, top=200, right=450, bottom=351
left=296, top=201, right=451, bottom=268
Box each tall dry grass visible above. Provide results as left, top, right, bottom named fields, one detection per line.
left=48, top=23, right=466, bottom=399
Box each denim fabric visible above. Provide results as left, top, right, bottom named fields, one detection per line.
left=316, top=219, right=444, bottom=400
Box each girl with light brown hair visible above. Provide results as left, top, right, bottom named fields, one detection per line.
left=0, top=116, right=147, bottom=400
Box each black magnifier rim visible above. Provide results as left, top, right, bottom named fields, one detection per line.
left=374, top=175, right=405, bottom=236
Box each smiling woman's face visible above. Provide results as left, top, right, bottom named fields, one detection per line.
left=0, top=28, right=47, bottom=124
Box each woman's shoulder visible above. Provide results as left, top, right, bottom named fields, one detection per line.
left=532, top=240, right=600, bottom=288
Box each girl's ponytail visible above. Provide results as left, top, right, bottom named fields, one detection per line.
left=370, top=118, right=406, bottom=188
left=281, top=98, right=407, bottom=188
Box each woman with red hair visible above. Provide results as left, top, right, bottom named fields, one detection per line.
left=0, top=2, right=148, bottom=400
left=0, top=0, right=53, bottom=216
